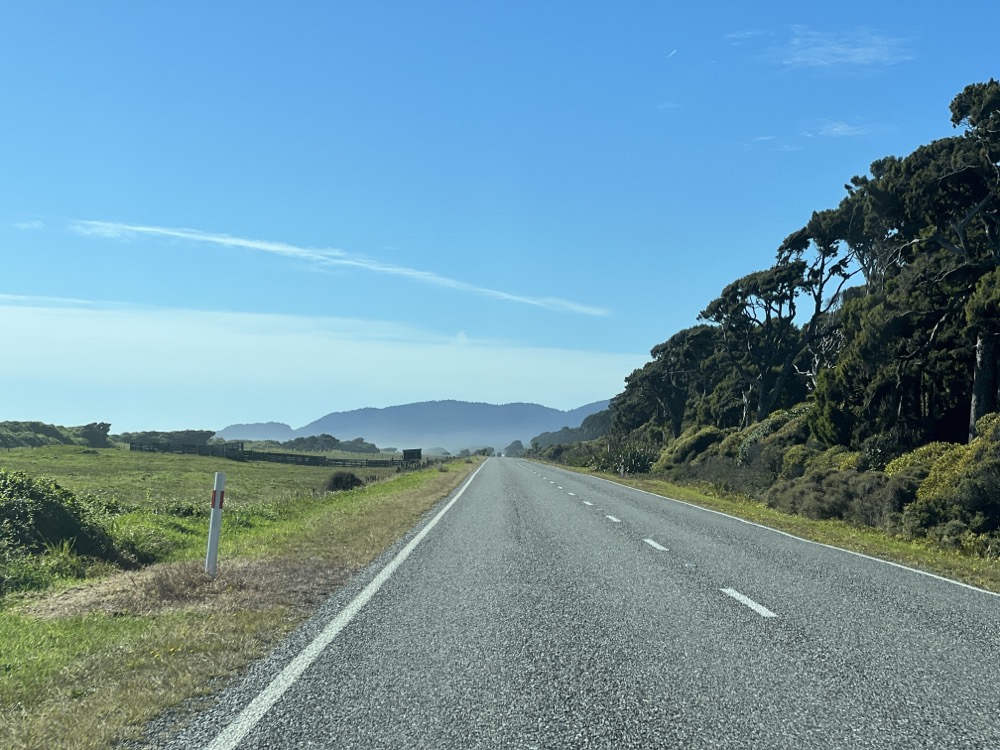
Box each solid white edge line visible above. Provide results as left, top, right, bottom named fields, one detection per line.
left=721, top=588, right=777, bottom=618
left=585, top=473, right=1000, bottom=600
left=644, top=538, right=668, bottom=552
left=204, top=460, right=490, bottom=750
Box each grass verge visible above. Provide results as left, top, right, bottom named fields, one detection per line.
left=0, top=453, right=478, bottom=750
left=583, top=469, right=1000, bottom=593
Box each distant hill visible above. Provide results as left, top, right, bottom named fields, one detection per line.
left=215, top=400, right=610, bottom=453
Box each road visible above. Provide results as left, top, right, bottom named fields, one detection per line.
left=165, top=458, right=1000, bottom=749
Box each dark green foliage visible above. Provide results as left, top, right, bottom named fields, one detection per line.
left=282, top=435, right=379, bottom=453
left=534, top=441, right=602, bottom=468
left=0, top=421, right=114, bottom=449
left=656, top=426, right=726, bottom=468
left=0, top=469, right=117, bottom=559
left=531, top=409, right=612, bottom=448
left=593, top=437, right=658, bottom=475
left=766, top=469, right=916, bottom=529
left=323, top=471, right=364, bottom=492
left=115, top=429, right=215, bottom=446
left=503, top=440, right=526, bottom=457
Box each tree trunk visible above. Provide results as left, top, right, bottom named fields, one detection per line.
left=969, top=331, right=999, bottom=441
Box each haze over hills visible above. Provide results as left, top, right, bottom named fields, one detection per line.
left=216, top=400, right=609, bottom=453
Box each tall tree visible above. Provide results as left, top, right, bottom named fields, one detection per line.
left=859, top=80, right=1000, bottom=438
left=699, top=261, right=809, bottom=424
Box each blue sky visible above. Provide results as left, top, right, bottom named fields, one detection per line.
left=2, top=2, right=997, bottom=433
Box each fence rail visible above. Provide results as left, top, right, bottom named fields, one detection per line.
left=128, top=442, right=424, bottom=469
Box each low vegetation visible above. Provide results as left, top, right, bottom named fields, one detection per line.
left=0, top=444, right=477, bottom=749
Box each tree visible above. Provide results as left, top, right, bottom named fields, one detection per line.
left=857, top=80, right=1000, bottom=438
left=699, top=261, right=808, bottom=425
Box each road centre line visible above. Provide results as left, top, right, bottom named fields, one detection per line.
left=582, top=501, right=593, bottom=506
left=721, top=588, right=777, bottom=618
left=567, top=492, right=576, bottom=496
left=644, top=538, right=668, bottom=552
left=606, top=515, right=622, bottom=523
left=203, top=462, right=488, bottom=750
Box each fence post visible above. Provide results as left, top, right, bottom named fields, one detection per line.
left=205, top=472, right=226, bottom=577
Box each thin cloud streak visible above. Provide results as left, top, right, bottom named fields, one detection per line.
left=72, top=220, right=610, bottom=317
left=781, top=26, right=913, bottom=68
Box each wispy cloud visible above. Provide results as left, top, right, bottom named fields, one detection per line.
left=726, top=30, right=770, bottom=46
left=814, top=121, right=866, bottom=137
left=72, top=220, right=610, bottom=317
left=780, top=26, right=913, bottom=68
left=14, top=219, right=45, bottom=230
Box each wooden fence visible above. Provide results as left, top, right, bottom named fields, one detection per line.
left=129, top=442, right=425, bottom=469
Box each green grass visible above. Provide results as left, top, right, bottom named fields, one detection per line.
left=0, top=448, right=479, bottom=749
left=0, top=445, right=368, bottom=509
left=0, top=608, right=291, bottom=750
left=584, top=470, right=1000, bottom=593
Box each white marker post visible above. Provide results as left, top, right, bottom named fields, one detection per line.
left=205, top=471, right=226, bottom=577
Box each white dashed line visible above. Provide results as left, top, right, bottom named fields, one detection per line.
left=557, top=486, right=563, bottom=490
left=582, top=501, right=593, bottom=506
left=644, top=539, right=668, bottom=551
left=721, top=588, right=777, bottom=618
left=567, top=493, right=576, bottom=497
left=606, top=515, right=622, bottom=523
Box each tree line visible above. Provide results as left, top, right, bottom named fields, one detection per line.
left=538, top=80, right=1000, bottom=553
left=615, top=80, right=999, bottom=454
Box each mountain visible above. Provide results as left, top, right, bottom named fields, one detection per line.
left=215, top=400, right=609, bottom=453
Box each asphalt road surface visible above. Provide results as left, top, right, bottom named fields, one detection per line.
left=162, top=458, right=1000, bottom=749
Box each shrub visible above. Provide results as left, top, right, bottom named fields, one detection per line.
left=974, top=412, right=1000, bottom=441
left=0, top=469, right=116, bottom=560
left=323, top=471, right=364, bottom=492
left=653, top=426, right=726, bottom=472
left=594, top=440, right=658, bottom=475
left=766, top=468, right=914, bottom=529
left=799, top=447, right=865, bottom=473
left=779, top=444, right=819, bottom=480
left=884, top=442, right=960, bottom=480
left=915, top=444, right=972, bottom=505
left=735, top=405, right=813, bottom=466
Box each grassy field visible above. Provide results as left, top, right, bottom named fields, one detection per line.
left=0, top=447, right=479, bottom=750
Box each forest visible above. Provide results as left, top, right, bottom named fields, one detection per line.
left=536, top=80, right=1000, bottom=557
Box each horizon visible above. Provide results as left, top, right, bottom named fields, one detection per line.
left=3, top=3, right=998, bottom=431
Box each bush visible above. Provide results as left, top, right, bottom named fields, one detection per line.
left=766, top=468, right=915, bottom=529
left=323, top=471, right=364, bottom=492
left=884, top=442, right=960, bottom=480
left=735, top=405, right=812, bottom=466
left=974, top=412, right=1000, bottom=441
left=0, top=469, right=116, bottom=559
left=779, top=444, right=819, bottom=480
left=653, top=426, right=726, bottom=472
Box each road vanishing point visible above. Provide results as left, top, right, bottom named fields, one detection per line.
left=162, top=458, right=1000, bottom=749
